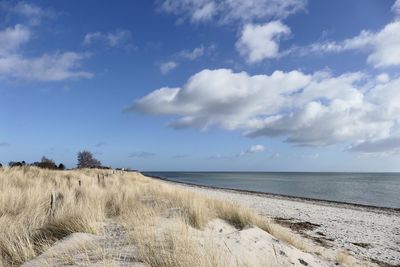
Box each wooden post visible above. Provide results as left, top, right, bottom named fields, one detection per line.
left=78, top=180, right=81, bottom=187
left=50, top=191, right=56, bottom=216
left=102, top=174, right=105, bottom=187
left=97, top=174, right=100, bottom=185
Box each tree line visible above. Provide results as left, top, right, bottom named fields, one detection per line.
left=0, top=150, right=104, bottom=170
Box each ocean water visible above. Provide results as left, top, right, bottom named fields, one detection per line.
left=143, top=172, right=400, bottom=209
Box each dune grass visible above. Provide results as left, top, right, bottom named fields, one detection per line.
left=0, top=167, right=274, bottom=266
left=0, top=167, right=360, bottom=267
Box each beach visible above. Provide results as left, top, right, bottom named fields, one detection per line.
left=4, top=168, right=347, bottom=267
left=4, top=167, right=399, bottom=267
left=156, top=175, right=400, bottom=266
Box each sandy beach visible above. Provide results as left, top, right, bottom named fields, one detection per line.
left=5, top=168, right=399, bottom=267
left=156, top=176, right=400, bottom=266
left=5, top=168, right=346, bottom=267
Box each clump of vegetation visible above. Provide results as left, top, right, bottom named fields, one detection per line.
left=7, top=157, right=66, bottom=170
left=77, top=151, right=101, bottom=168
left=32, top=156, right=58, bottom=170
left=8, top=161, right=26, bottom=167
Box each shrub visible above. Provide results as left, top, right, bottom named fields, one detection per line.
left=77, top=151, right=101, bottom=168
left=37, top=156, right=58, bottom=170
left=8, top=161, right=25, bottom=167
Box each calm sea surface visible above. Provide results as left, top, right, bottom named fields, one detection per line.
left=143, top=172, right=400, bottom=209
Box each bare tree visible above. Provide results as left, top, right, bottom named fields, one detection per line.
left=77, top=151, right=101, bottom=168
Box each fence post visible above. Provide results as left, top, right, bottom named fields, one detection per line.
left=50, top=191, right=56, bottom=217
left=78, top=180, right=81, bottom=187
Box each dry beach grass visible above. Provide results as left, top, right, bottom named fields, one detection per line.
left=0, top=167, right=365, bottom=267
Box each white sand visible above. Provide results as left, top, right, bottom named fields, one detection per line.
left=23, top=220, right=145, bottom=267
left=172, top=181, right=400, bottom=266
left=24, top=219, right=336, bottom=267
left=200, top=219, right=336, bottom=266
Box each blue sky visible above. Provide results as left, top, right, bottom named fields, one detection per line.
left=1, top=0, right=400, bottom=171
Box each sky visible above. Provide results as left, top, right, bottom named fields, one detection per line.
left=1, top=0, right=400, bottom=172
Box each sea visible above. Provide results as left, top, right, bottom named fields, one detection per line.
left=143, top=172, right=400, bottom=209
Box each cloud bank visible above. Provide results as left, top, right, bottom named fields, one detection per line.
left=129, top=68, right=400, bottom=152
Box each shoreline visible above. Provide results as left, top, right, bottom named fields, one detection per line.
left=144, top=173, right=400, bottom=214
left=144, top=172, right=400, bottom=266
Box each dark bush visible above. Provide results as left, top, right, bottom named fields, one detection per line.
left=8, top=158, right=65, bottom=170
left=37, top=156, right=58, bottom=170
left=77, top=151, right=101, bottom=168
left=9, top=161, right=24, bottom=167
left=97, top=166, right=111, bottom=169
left=58, top=163, right=66, bottom=170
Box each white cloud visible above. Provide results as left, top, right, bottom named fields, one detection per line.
left=179, top=46, right=205, bottom=60
left=392, top=0, right=400, bottom=16
left=0, top=24, right=30, bottom=55
left=160, top=61, right=178, bottom=74
left=269, top=153, right=281, bottom=159
left=157, top=0, right=306, bottom=24
left=347, top=137, right=400, bottom=155
left=376, top=73, right=389, bottom=83
left=12, top=1, right=55, bottom=25
left=305, top=21, right=400, bottom=68
left=129, top=68, right=400, bottom=152
left=83, top=30, right=132, bottom=47
left=0, top=1, right=55, bottom=25
left=191, top=2, right=217, bottom=22
left=236, top=21, right=290, bottom=63
left=239, top=144, right=265, bottom=156
left=0, top=52, right=93, bottom=81
left=366, top=22, right=400, bottom=68
left=0, top=24, right=92, bottom=81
